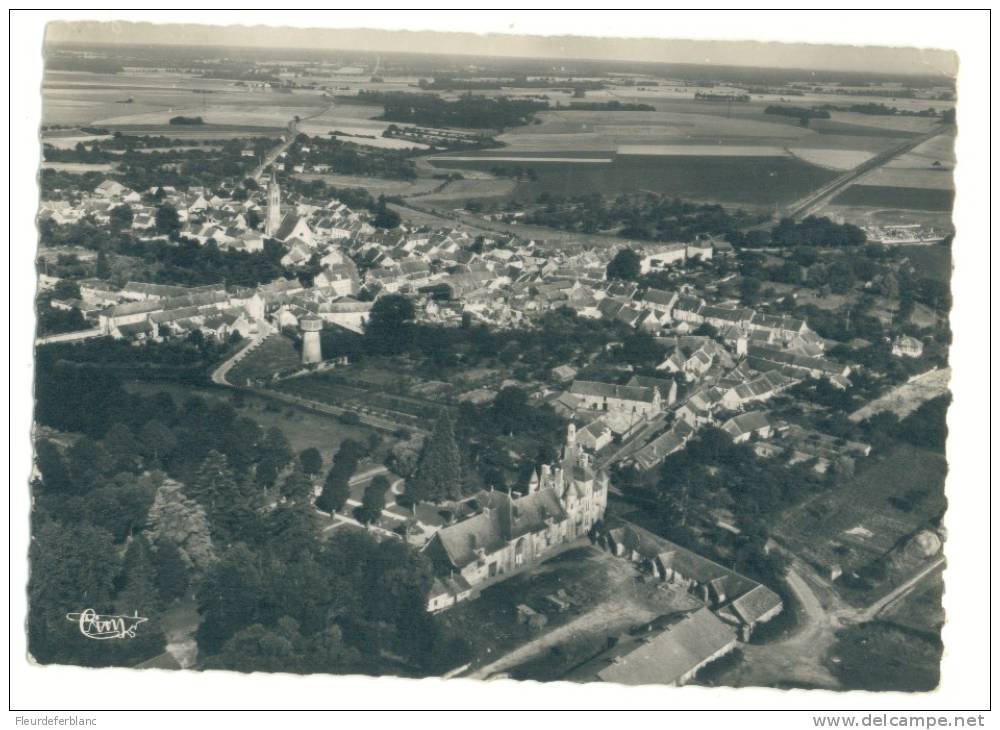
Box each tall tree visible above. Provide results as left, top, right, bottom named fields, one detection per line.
left=152, top=538, right=191, bottom=603
left=407, top=410, right=462, bottom=502
left=365, top=294, right=414, bottom=355
left=606, top=247, right=641, bottom=280
left=357, top=476, right=389, bottom=525
left=109, top=204, right=134, bottom=231
left=281, top=468, right=314, bottom=505
left=257, top=427, right=293, bottom=489
left=155, top=203, right=181, bottom=237
left=298, top=447, right=323, bottom=476
left=139, top=420, right=177, bottom=464
left=34, top=439, right=73, bottom=495
left=316, top=439, right=364, bottom=514
left=196, top=544, right=264, bottom=656
left=189, top=450, right=240, bottom=517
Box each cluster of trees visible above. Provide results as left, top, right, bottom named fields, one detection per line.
left=563, top=101, right=656, bottom=112
left=363, top=295, right=633, bottom=378
left=285, top=133, right=417, bottom=180
left=42, top=138, right=274, bottom=198
left=525, top=192, right=765, bottom=240
left=36, top=334, right=238, bottom=389
left=357, top=91, right=548, bottom=130
left=169, top=115, right=205, bottom=125
left=38, top=217, right=290, bottom=288
left=817, top=102, right=945, bottom=118
left=858, top=394, right=950, bottom=454
left=651, top=428, right=829, bottom=535
left=728, top=216, right=867, bottom=249
left=763, top=105, right=832, bottom=121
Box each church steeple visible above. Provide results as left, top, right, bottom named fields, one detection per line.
left=265, top=170, right=281, bottom=236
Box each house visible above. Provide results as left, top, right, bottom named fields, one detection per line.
left=747, top=345, right=850, bottom=379
left=94, top=179, right=126, bottom=199
left=576, top=420, right=613, bottom=453
left=569, top=380, right=662, bottom=418
left=567, top=606, right=737, bottom=686
left=626, top=375, right=678, bottom=407
left=638, top=243, right=712, bottom=273
left=671, top=295, right=704, bottom=324
left=721, top=411, right=773, bottom=443
left=638, top=288, right=679, bottom=319
left=700, top=305, right=754, bottom=331
left=423, top=425, right=608, bottom=611
left=632, top=420, right=694, bottom=471
left=720, top=369, right=799, bottom=410
left=892, top=335, right=924, bottom=358
left=550, top=364, right=578, bottom=384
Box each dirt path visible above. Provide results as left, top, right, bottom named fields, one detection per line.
left=720, top=565, right=842, bottom=689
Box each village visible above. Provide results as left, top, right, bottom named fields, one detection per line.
left=31, top=147, right=952, bottom=687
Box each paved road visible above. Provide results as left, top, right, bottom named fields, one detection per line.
left=785, top=127, right=948, bottom=221
left=36, top=327, right=105, bottom=346
left=210, top=322, right=273, bottom=386
left=251, top=103, right=334, bottom=181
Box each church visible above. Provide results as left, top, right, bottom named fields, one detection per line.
left=264, top=171, right=313, bottom=245
left=423, top=424, right=609, bottom=612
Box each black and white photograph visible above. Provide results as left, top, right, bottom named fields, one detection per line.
left=9, top=9, right=991, bottom=722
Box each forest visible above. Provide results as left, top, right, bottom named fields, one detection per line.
left=30, top=355, right=465, bottom=674
left=354, top=91, right=548, bottom=130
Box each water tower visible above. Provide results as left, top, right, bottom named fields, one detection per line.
left=300, top=315, right=323, bottom=365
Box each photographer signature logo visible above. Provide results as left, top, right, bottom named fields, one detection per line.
left=66, top=609, right=148, bottom=640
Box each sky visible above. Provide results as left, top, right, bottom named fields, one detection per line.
left=44, top=20, right=958, bottom=78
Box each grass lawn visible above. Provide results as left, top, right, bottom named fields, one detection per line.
left=228, top=334, right=301, bottom=384
left=826, top=621, right=942, bottom=692
left=124, top=380, right=384, bottom=468
left=900, top=243, right=953, bottom=283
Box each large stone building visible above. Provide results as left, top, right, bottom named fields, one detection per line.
left=569, top=380, right=662, bottom=418
left=424, top=424, right=609, bottom=612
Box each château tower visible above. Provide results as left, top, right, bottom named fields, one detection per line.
left=265, top=171, right=281, bottom=236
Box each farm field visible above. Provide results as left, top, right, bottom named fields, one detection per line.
left=42, top=70, right=327, bottom=129
left=880, top=570, right=945, bottom=635
left=774, top=444, right=947, bottom=579
left=431, top=153, right=840, bottom=206
left=414, top=177, right=516, bottom=203
left=295, top=172, right=440, bottom=197
left=898, top=243, right=953, bottom=283
left=831, top=184, right=954, bottom=212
